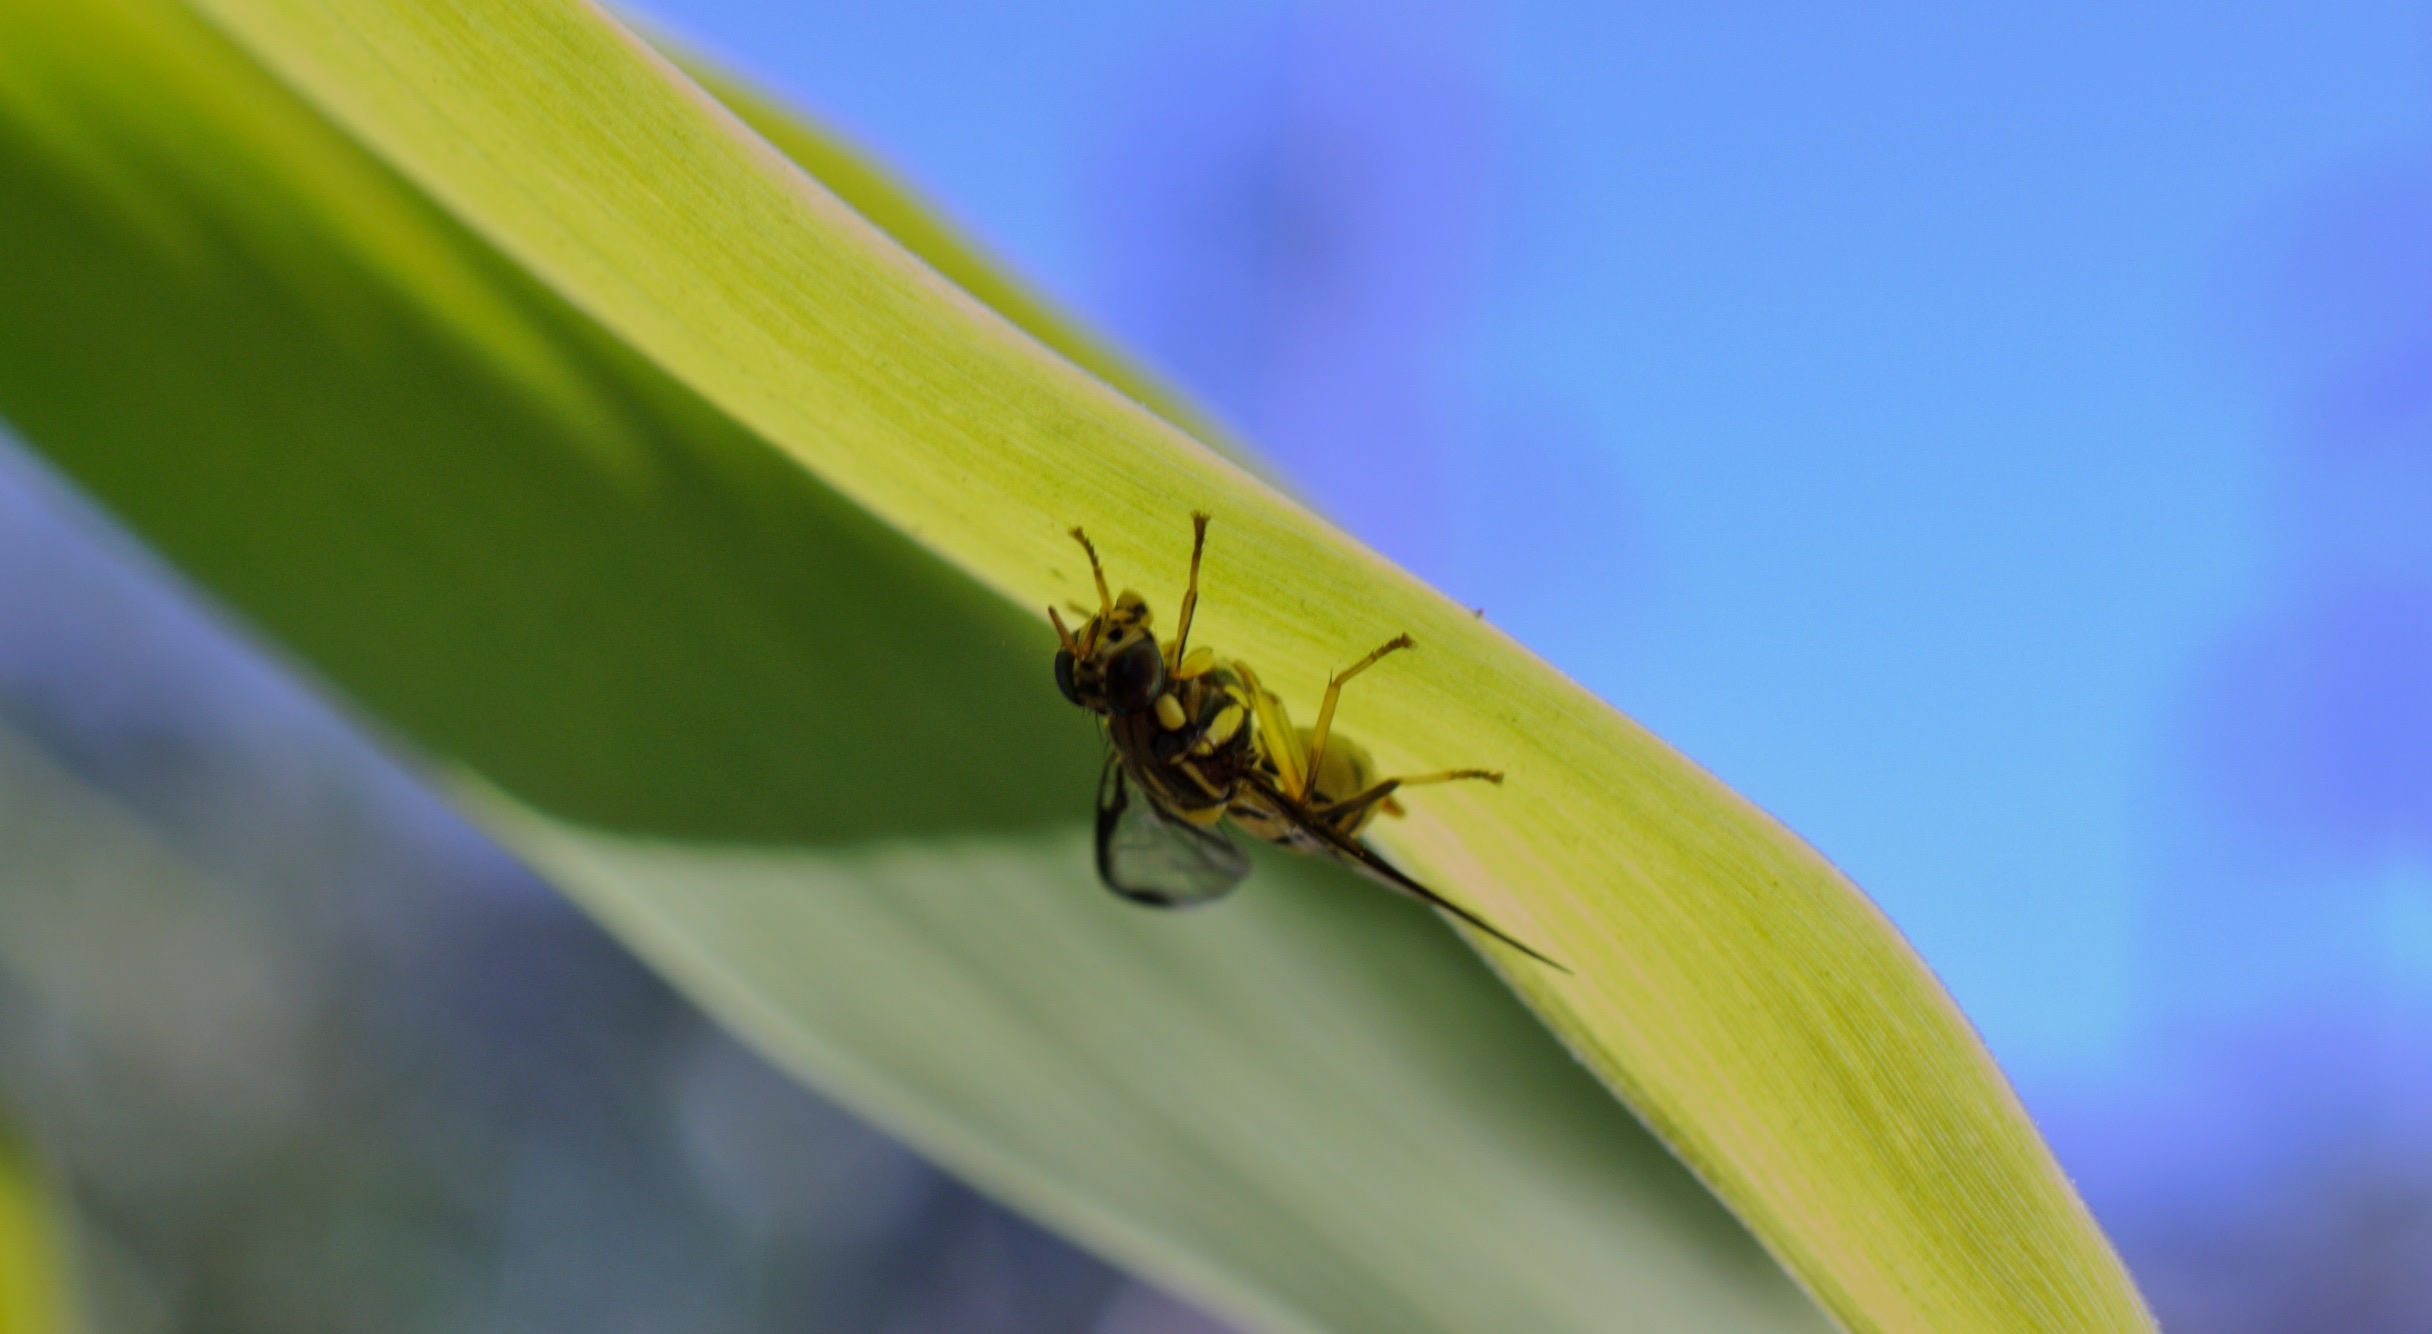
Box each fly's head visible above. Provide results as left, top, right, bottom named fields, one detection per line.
left=1051, top=527, right=1166, bottom=717
left=1053, top=591, right=1164, bottom=716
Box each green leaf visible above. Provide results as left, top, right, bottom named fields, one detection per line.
left=0, top=0, right=2149, bottom=1329
left=660, top=47, right=1258, bottom=478
left=0, top=1, right=1817, bottom=1328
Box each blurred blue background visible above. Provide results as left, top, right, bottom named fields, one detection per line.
left=6, top=0, right=2432, bottom=1327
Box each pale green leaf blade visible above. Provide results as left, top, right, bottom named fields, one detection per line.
left=660, top=48, right=1254, bottom=472
left=151, top=0, right=2151, bottom=1326
left=0, top=1, right=1828, bottom=1329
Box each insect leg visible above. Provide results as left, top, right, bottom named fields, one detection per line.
left=1301, top=634, right=1414, bottom=799
left=1170, top=512, right=1210, bottom=671
left=1236, top=665, right=1308, bottom=795
left=1237, top=769, right=1567, bottom=972
left=1311, top=769, right=1503, bottom=827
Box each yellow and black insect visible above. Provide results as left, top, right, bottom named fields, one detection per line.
left=1050, top=514, right=1562, bottom=969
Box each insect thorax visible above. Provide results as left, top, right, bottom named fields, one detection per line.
left=1107, top=659, right=1261, bottom=824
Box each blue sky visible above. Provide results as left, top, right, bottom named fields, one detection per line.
left=627, top=0, right=2432, bottom=1089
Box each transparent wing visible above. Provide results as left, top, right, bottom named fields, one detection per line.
left=1095, top=755, right=1249, bottom=907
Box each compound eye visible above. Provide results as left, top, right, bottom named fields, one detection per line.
left=1104, top=637, right=1166, bottom=715
left=1053, top=648, right=1081, bottom=705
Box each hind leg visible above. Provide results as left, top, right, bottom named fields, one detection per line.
left=1310, top=768, right=1502, bottom=835
left=1299, top=634, right=1415, bottom=799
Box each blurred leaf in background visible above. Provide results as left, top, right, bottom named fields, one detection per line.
left=0, top=1121, right=76, bottom=1334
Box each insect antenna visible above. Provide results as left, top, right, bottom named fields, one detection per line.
left=1048, top=605, right=1081, bottom=657
left=1068, top=526, right=1115, bottom=647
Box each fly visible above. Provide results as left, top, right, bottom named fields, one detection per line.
left=1050, top=514, right=1564, bottom=971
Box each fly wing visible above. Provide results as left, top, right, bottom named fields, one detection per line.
left=1095, top=755, right=1250, bottom=907
left=1237, top=771, right=1567, bottom=971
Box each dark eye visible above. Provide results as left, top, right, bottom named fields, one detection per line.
left=1054, top=648, right=1080, bottom=705
left=1104, top=638, right=1165, bottom=714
